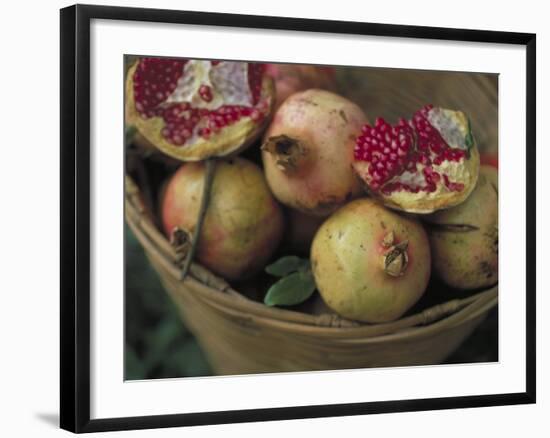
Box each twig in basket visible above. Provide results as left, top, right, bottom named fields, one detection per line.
left=181, top=158, right=216, bottom=280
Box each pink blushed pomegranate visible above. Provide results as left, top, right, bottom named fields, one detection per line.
left=264, top=64, right=337, bottom=110
left=311, top=199, right=431, bottom=323
left=126, top=58, right=275, bottom=161
left=425, top=165, right=498, bottom=290
left=261, top=89, right=367, bottom=217
left=161, top=158, right=284, bottom=280
left=352, top=105, right=480, bottom=214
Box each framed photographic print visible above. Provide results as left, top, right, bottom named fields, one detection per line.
left=60, top=4, right=536, bottom=433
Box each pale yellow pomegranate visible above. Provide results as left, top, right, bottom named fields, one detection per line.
left=161, top=158, right=284, bottom=280
left=425, top=165, right=498, bottom=289
left=311, top=199, right=431, bottom=323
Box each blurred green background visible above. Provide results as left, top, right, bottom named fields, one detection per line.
left=125, top=225, right=211, bottom=380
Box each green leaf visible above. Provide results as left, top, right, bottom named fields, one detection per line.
left=264, top=271, right=316, bottom=306
left=125, top=125, right=138, bottom=145
left=465, top=118, right=474, bottom=150
left=265, top=256, right=309, bottom=277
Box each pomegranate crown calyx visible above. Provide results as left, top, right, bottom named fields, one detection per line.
left=262, top=135, right=308, bottom=173
left=383, top=239, right=409, bottom=277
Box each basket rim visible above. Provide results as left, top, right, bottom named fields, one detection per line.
left=125, top=175, right=498, bottom=338
left=179, top=271, right=497, bottom=343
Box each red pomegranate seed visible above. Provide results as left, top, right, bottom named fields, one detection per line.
left=133, top=57, right=187, bottom=117
left=199, top=85, right=213, bottom=102
left=250, top=109, right=262, bottom=122
left=248, top=63, right=265, bottom=105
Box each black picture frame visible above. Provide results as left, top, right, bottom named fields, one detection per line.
left=60, top=4, right=536, bottom=433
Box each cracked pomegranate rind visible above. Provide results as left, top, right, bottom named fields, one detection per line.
left=352, top=105, right=480, bottom=214
left=125, top=58, right=275, bottom=162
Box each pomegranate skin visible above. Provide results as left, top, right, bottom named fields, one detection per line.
left=425, top=165, right=498, bottom=290
left=127, top=128, right=181, bottom=168
left=311, top=199, right=431, bottom=323
left=161, top=158, right=284, bottom=280
left=262, top=89, right=367, bottom=217
left=265, top=64, right=336, bottom=110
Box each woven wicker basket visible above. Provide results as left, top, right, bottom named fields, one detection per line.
left=125, top=67, right=499, bottom=375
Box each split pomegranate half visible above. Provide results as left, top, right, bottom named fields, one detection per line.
left=125, top=57, right=275, bottom=161
left=352, top=105, right=480, bottom=214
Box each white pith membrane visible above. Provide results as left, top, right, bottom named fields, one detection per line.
left=353, top=105, right=477, bottom=212
left=166, top=61, right=254, bottom=109
left=131, top=58, right=268, bottom=147
left=387, top=160, right=472, bottom=206
left=428, top=107, right=468, bottom=149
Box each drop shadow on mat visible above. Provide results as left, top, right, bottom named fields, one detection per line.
left=35, top=413, right=59, bottom=429
left=125, top=224, right=497, bottom=381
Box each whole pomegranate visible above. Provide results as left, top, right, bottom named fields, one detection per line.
left=265, top=64, right=336, bottom=110
left=425, top=165, right=498, bottom=290
left=352, top=104, right=480, bottom=214
left=161, top=158, right=284, bottom=280
left=262, top=89, right=366, bottom=217
left=311, top=199, right=431, bottom=323
left=126, top=58, right=275, bottom=161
